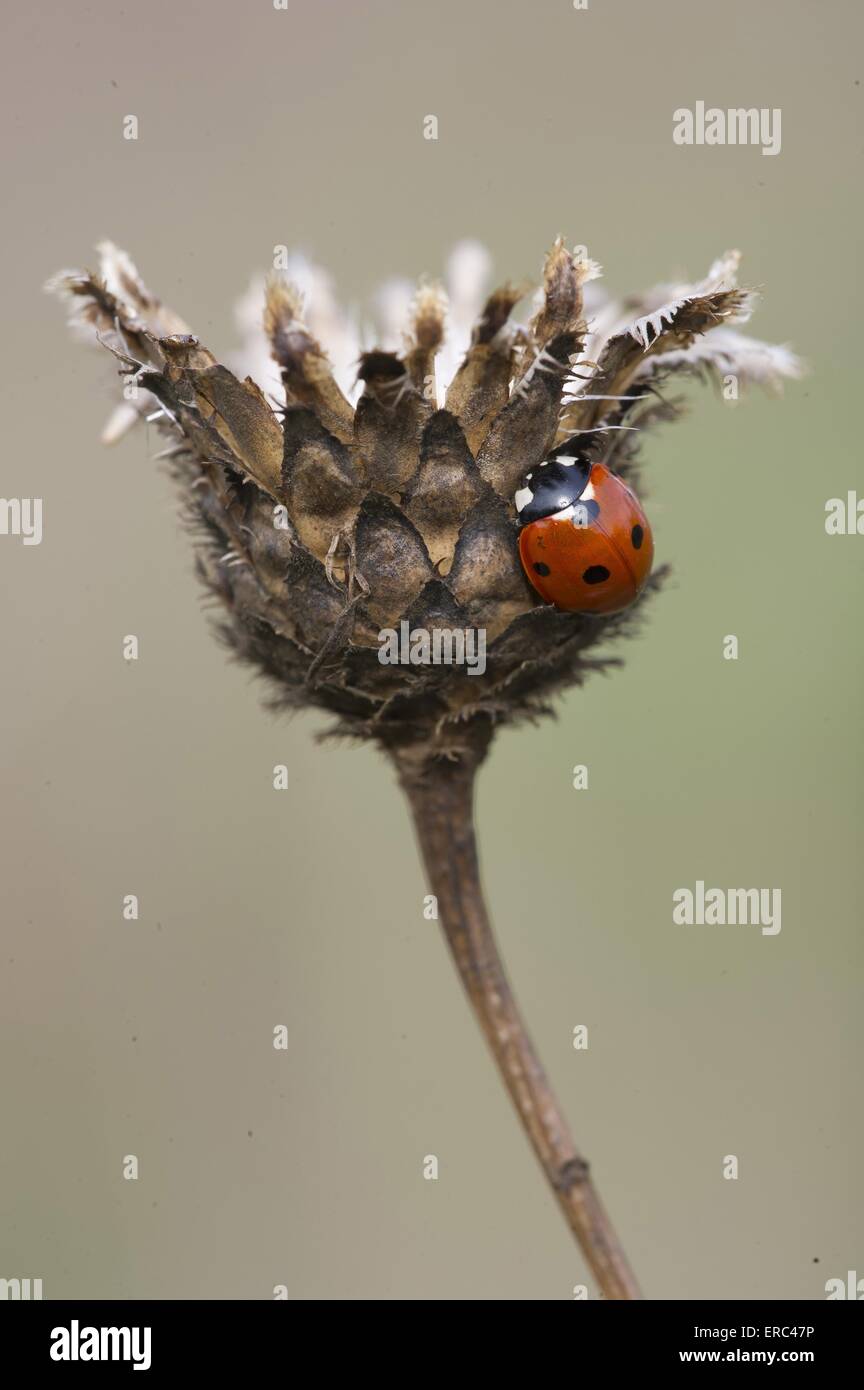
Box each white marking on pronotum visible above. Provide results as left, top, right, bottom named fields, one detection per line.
left=514, top=486, right=532, bottom=513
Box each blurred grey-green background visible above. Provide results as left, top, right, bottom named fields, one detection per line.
left=1, top=0, right=861, bottom=1299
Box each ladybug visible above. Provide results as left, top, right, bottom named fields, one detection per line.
left=515, top=449, right=653, bottom=615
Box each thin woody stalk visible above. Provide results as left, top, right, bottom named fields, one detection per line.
left=391, top=742, right=642, bottom=1301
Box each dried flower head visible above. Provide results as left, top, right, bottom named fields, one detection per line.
left=48, top=239, right=799, bottom=766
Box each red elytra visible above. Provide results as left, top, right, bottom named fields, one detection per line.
left=518, top=462, right=654, bottom=615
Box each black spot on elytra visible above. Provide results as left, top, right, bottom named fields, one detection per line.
left=533, top=562, right=551, bottom=577
left=631, top=524, right=644, bottom=550
left=583, top=565, right=610, bottom=585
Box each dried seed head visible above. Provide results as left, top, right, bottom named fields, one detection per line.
left=50, top=241, right=801, bottom=759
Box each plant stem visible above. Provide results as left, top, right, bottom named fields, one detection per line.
left=391, top=742, right=642, bottom=1300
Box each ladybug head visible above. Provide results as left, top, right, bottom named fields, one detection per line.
left=514, top=448, right=592, bottom=526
